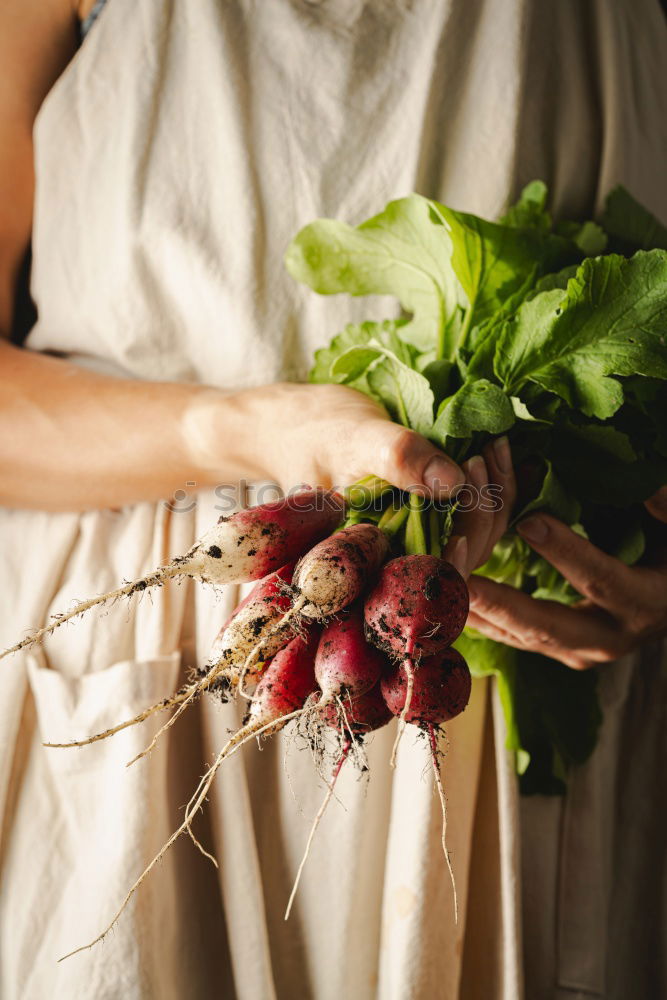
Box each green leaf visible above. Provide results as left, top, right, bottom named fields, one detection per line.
left=613, top=518, right=646, bottom=565
left=474, top=533, right=532, bottom=588
left=430, top=201, right=567, bottom=331
left=456, top=610, right=603, bottom=795
left=514, top=459, right=581, bottom=524
left=286, top=195, right=460, bottom=352
left=331, top=346, right=384, bottom=383
left=495, top=251, right=667, bottom=418
left=454, top=634, right=522, bottom=753
left=420, top=359, right=457, bottom=407
left=527, top=555, right=581, bottom=604
left=309, top=320, right=410, bottom=386
left=464, top=270, right=551, bottom=381
left=432, top=378, right=515, bottom=441
left=513, top=651, right=602, bottom=795
left=573, top=221, right=608, bottom=256
left=499, top=180, right=551, bottom=233
left=550, top=421, right=667, bottom=507
left=553, top=220, right=607, bottom=257
left=601, top=185, right=667, bottom=254
left=533, top=264, right=579, bottom=293
left=510, top=396, right=547, bottom=422
left=351, top=349, right=435, bottom=435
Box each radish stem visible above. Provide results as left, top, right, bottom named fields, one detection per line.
left=428, top=506, right=442, bottom=558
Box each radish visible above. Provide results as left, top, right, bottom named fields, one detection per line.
left=364, top=555, right=468, bottom=658
left=59, top=626, right=320, bottom=962
left=285, top=682, right=392, bottom=920
left=380, top=649, right=472, bottom=727
left=317, top=682, right=394, bottom=735
left=244, top=628, right=320, bottom=729
left=294, top=522, right=390, bottom=619
left=364, top=554, right=469, bottom=764
left=205, top=561, right=297, bottom=693
left=0, top=489, right=344, bottom=661
left=237, top=522, right=390, bottom=685
left=314, top=606, right=387, bottom=706
left=381, top=649, right=472, bottom=922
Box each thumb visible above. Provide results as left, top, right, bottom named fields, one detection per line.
left=355, top=419, right=464, bottom=497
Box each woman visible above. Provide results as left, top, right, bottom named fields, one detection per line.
left=1, top=1, right=665, bottom=997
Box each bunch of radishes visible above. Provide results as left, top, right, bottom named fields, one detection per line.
left=1, top=486, right=472, bottom=956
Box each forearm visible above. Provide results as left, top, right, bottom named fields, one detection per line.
left=0, top=341, right=262, bottom=512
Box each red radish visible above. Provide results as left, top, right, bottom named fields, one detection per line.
left=320, top=672, right=392, bottom=736
left=244, top=629, right=320, bottom=729
left=60, top=627, right=320, bottom=962
left=239, top=523, right=390, bottom=683
left=318, top=680, right=393, bottom=735
left=364, top=554, right=468, bottom=764
left=364, top=554, right=469, bottom=658
left=381, top=649, right=472, bottom=924
left=314, top=607, right=386, bottom=706
left=1, top=489, right=344, bottom=661
left=205, top=562, right=297, bottom=691
left=294, top=522, right=390, bottom=618
left=285, top=681, right=391, bottom=921
left=380, top=649, right=471, bottom=726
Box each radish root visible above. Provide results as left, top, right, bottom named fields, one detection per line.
left=428, top=723, right=458, bottom=923
left=125, top=683, right=202, bottom=767
left=58, top=706, right=306, bottom=962
left=1, top=565, right=181, bottom=662
left=284, top=738, right=351, bottom=921
left=389, top=651, right=415, bottom=768
left=43, top=680, right=197, bottom=750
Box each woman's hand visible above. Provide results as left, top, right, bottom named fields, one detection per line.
left=442, top=435, right=517, bottom=578
left=205, top=382, right=466, bottom=498
left=463, top=490, right=667, bottom=671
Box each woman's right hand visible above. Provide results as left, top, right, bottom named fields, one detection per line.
left=196, top=381, right=466, bottom=499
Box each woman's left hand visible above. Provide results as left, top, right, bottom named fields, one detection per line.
left=464, top=492, right=667, bottom=672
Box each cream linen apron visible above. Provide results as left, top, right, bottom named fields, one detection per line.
left=1, top=1, right=666, bottom=998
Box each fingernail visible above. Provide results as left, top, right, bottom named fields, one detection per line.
left=517, top=515, right=548, bottom=544
left=423, top=457, right=456, bottom=497
left=447, top=535, right=468, bottom=576
left=493, top=435, right=511, bottom=474
left=466, top=454, right=487, bottom=488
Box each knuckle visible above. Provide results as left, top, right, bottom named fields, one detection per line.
left=522, top=627, right=559, bottom=650
left=580, top=575, right=610, bottom=605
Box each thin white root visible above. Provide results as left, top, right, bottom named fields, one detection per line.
left=43, top=681, right=197, bottom=749
left=428, top=724, right=458, bottom=924
left=125, top=683, right=201, bottom=767
left=390, top=654, right=415, bottom=769
left=57, top=706, right=306, bottom=962
left=284, top=739, right=351, bottom=921
left=1, top=565, right=182, bottom=662
left=237, top=597, right=306, bottom=691
left=45, top=658, right=225, bottom=755
left=187, top=826, right=218, bottom=867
